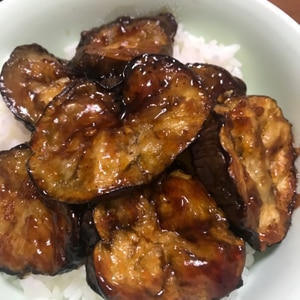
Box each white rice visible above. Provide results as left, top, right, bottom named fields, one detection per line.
left=0, top=101, right=31, bottom=151
left=0, top=23, right=252, bottom=300
left=173, top=24, right=242, bottom=78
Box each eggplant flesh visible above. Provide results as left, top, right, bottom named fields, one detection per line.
left=191, top=95, right=298, bottom=251
left=0, top=44, right=71, bottom=130
left=87, top=170, right=245, bottom=300
left=69, top=13, right=178, bottom=83
left=28, top=54, right=211, bottom=204
left=0, top=11, right=298, bottom=297
left=0, top=144, right=91, bottom=276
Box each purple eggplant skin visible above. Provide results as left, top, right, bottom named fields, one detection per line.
left=28, top=54, right=212, bottom=204
left=0, top=44, right=72, bottom=131
left=191, top=96, right=298, bottom=251
left=68, top=13, right=178, bottom=82
left=187, top=63, right=247, bottom=103
left=191, top=113, right=251, bottom=236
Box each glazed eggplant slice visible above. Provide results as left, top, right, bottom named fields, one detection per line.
left=87, top=170, right=245, bottom=300
left=0, top=44, right=72, bottom=130
left=188, top=63, right=247, bottom=103
left=191, top=95, right=297, bottom=251
left=28, top=79, right=121, bottom=203
left=69, top=13, right=177, bottom=82
left=0, top=144, right=89, bottom=276
left=28, top=54, right=211, bottom=204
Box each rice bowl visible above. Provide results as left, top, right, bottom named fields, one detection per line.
left=0, top=0, right=300, bottom=299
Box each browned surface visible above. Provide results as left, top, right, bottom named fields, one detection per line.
left=69, top=13, right=177, bottom=81
left=0, top=44, right=71, bottom=130
left=269, top=0, right=300, bottom=23
left=88, top=170, right=245, bottom=300
left=191, top=95, right=297, bottom=251
left=187, top=63, right=247, bottom=103
left=0, top=145, right=85, bottom=276
left=28, top=54, right=211, bottom=204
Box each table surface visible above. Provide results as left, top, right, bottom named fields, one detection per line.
left=269, top=0, right=300, bottom=23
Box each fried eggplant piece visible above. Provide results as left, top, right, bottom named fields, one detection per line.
left=188, top=63, right=247, bottom=103
left=191, top=95, right=297, bottom=251
left=0, top=144, right=89, bottom=276
left=163, top=63, right=247, bottom=175
left=69, top=13, right=177, bottom=82
left=28, top=54, right=211, bottom=204
left=28, top=79, right=121, bottom=203
left=87, top=170, right=245, bottom=300
left=0, top=44, right=72, bottom=130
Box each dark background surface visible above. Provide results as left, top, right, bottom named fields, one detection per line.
left=269, top=0, right=300, bottom=23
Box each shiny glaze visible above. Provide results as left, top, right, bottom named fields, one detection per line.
left=0, top=44, right=71, bottom=130
left=188, top=63, right=246, bottom=103
left=88, top=170, right=245, bottom=300
left=29, top=54, right=212, bottom=204
left=0, top=144, right=87, bottom=275
left=69, top=13, right=177, bottom=81
left=192, top=96, right=297, bottom=251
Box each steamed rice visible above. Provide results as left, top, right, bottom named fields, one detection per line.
left=173, top=24, right=242, bottom=78
left=0, top=23, right=253, bottom=300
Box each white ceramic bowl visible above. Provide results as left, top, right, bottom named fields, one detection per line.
left=0, top=0, right=300, bottom=299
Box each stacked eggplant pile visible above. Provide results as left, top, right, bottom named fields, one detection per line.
left=0, top=13, right=297, bottom=300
